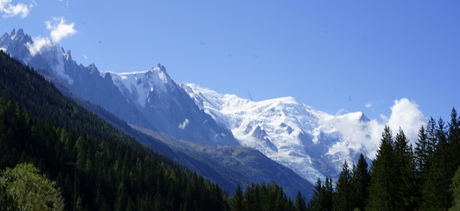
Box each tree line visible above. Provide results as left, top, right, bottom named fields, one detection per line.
left=0, top=47, right=309, bottom=210
left=308, top=108, right=460, bottom=211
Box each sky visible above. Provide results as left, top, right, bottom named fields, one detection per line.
left=1, top=1, right=460, bottom=130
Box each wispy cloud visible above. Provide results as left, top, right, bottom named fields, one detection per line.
left=365, top=103, right=372, bottom=108
left=26, top=17, right=77, bottom=56
left=324, top=98, right=426, bottom=160
left=0, top=0, right=33, bottom=18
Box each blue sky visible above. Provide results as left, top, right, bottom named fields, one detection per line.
left=1, top=1, right=460, bottom=123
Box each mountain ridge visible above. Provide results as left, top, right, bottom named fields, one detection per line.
left=182, top=83, right=371, bottom=183
left=1, top=28, right=373, bottom=186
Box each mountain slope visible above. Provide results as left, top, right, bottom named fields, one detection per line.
left=130, top=124, right=313, bottom=199
left=0, top=29, right=237, bottom=146
left=182, top=83, right=371, bottom=183
left=0, top=50, right=231, bottom=210
left=0, top=29, right=313, bottom=198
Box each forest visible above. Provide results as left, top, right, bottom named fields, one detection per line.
left=1, top=50, right=460, bottom=210
left=0, top=47, right=306, bottom=210
left=308, top=110, right=460, bottom=211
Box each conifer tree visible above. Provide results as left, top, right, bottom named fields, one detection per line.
left=334, top=161, right=353, bottom=211
left=308, top=178, right=333, bottom=211
left=295, top=191, right=307, bottom=211
left=449, top=108, right=460, bottom=172
left=351, top=154, right=370, bottom=211
left=366, top=126, right=402, bottom=210
left=233, top=185, right=246, bottom=211
left=415, top=125, right=430, bottom=173
left=394, top=128, right=418, bottom=209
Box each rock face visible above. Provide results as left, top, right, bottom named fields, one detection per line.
left=0, top=29, right=238, bottom=146
left=182, top=83, right=371, bottom=184
left=2, top=29, right=373, bottom=186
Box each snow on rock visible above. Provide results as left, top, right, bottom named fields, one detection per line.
left=103, top=65, right=174, bottom=108
left=183, top=83, right=372, bottom=183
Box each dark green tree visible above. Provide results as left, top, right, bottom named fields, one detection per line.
left=394, top=128, right=418, bottom=209
left=232, top=185, right=246, bottom=211
left=308, top=177, right=333, bottom=211
left=351, top=154, right=370, bottom=211
left=295, top=191, right=307, bottom=211
left=367, top=126, right=402, bottom=210
left=450, top=166, right=460, bottom=211
left=334, top=161, right=353, bottom=211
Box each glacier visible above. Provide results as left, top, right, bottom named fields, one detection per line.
left=182, top=83, right=373, bottom=183
left=0, top=28, right=386, bottom=186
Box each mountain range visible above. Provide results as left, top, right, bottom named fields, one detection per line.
left=0, top=29, right=372, bottom=191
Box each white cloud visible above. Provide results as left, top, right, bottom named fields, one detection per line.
left=365, top=103, right=372, bottom=108
left=25, top=36, right=52, bottom=56
left=0, top=0, right=32, bottom=18
left=46, top=17, right=76, bottom=42
left=387, top=98, right=426, bottom=146
left=82, top=54, right=88, bottom=60
left=26, top=17, right=76, bottom=56
left=324, top=98, right=426, bottom=160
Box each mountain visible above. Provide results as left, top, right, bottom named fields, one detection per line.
left=130, top=124, right=313, bottom=198
left=0, top=29, right=237, bottom=147
left=0, top=51, right=231, bottom=210
left=1, top=28, right=372, bottom=186
left=0, top=29, right=313, bottom=198
left=182, top=83, right=371, bottom=184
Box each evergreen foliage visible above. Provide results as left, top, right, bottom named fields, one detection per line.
left=0, top=49, right=308, bottom=210
left=0, top=51, right=229, bottom=210
left=228, top=182, right=302, bottom=211
left=306, top=107, right=460, bottom=211
left=351, top=154, right=370, bottom=211
left=3, top=50, right=460, bottom=210
left=334, top=161, right=352, bottom=211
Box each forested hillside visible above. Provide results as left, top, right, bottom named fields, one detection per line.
left=307, top=110, right=460, bottom=211
left=0, top=49, right=308, bottom=210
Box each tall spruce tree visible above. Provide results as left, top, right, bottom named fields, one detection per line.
left=449, top=108, right=460, bottom=173
left=308, top=177, right=333, bottom=211
left=366, top=126, right=402, bottom=210
left=415, top=125, right=430, bottom=173
left=295, top=191, right=307, bottom=211
left=394, top=128, right=418, bottom=209
left=351, top=154, right=370, bottom=211
left=334, top=161, right=353, bottom=211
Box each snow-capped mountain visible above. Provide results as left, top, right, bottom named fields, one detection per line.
left=182, top=84, right=371, bottom=183
left=1, top=28, right=374, bottom=186
left=0, top=29, right=238, bottom=146
left=102, top=67, right=238, bottom=146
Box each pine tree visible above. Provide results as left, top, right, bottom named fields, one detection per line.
left=351, top=154, right=370, bottom=211
left=295, top=191, right=307, bottom=211
left=415, top=125, right=430, bottom=173
left=334, top=161, right=353, bottom=211
left=308, top=178, right=333, bottom=211
left=233, top=185, right=245, bottom=211
left=394, top=128, right=418, bottom=209
left=366, top=126, right=402, bottom=210
left=449, top=108, right=460, bottom=174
